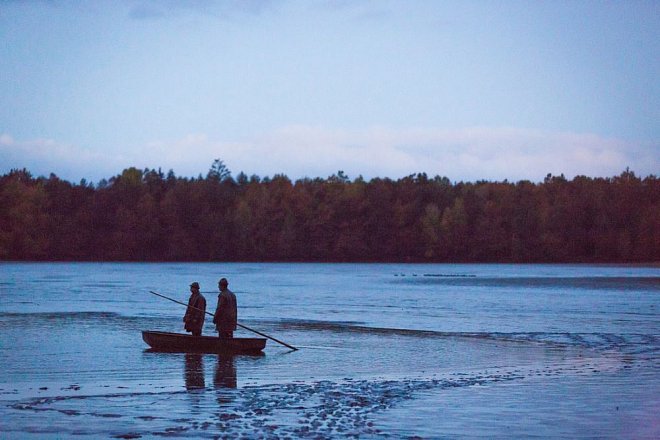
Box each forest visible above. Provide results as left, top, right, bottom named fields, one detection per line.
left=0, top=161, right=657, bottom=262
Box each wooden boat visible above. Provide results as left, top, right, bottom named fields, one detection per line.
left=142, top=330, right=267, bottom=354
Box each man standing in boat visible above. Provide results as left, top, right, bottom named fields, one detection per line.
left=183, top=282, right=206, bottom=336
left=213, top=278, right=237, bottom=338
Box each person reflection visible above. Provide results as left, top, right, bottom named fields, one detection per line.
left=184, top=354, right=205, bottom=390
left=214, top=355, right=237, bottom=389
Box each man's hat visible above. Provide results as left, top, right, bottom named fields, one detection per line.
left=190, top=282, right=200, bottom=289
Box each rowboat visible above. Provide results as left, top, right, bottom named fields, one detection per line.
left=142, top=330, right=267, bottom=354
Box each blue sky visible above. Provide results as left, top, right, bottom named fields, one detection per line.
left=1, top=0, right=658, bottom=183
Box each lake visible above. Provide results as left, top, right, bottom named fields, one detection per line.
left=1, top=262, right=658, bottom=438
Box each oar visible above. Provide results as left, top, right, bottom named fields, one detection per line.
left=149, top=290, right=298, bottom=351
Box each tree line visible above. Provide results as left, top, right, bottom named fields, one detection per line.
left=0, top=161, right=657, bottom=262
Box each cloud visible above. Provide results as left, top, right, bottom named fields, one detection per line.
left=0, top=135, right=132, bottom=182
left=186, top=126, right=656, bottom=182
left=1, top=127, right=656, bottom=183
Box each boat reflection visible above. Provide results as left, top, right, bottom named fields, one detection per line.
left=214, top=355, right=237, bottom=389
left=180, top=351, right=265, bottom=397
left=213, top=351, right=265, bottom=389
left=184, top=353, right=205, bottom=390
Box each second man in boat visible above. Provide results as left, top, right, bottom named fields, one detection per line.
left=213, top=277, right=237, bottom=338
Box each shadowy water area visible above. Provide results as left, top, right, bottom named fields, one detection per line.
left=1, top=262, right=658, bottom=438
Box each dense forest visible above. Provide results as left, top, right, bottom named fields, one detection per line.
left=0, top=161, right=657, bottom=262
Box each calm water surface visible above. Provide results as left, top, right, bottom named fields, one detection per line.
left=0, top=262, right=658, bottom=438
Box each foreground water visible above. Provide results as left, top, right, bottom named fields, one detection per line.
left=0, top=262, right=658, bottom=438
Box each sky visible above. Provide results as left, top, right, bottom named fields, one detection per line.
left=1, top=0, right=658, bottom=183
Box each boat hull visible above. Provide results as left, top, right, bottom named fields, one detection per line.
left=142, top=331, right=266, bottom=354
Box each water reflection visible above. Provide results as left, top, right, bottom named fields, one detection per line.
left=214, top=355, right=237, bottom=389
left=184, top=354, right=205, bottom=390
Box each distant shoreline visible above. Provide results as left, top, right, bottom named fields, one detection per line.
left=2, top=167, right=657, bottom=263
left=2, top=259, right=658, bottom=266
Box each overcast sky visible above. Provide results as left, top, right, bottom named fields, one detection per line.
left=1, top=0, right=658, bottom=183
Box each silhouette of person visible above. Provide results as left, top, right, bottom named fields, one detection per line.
left=183, top=282, right=206, bottom=336
left=213, top=278, right=237, bottom=338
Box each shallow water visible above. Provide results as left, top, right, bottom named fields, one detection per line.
left=0, top=262, right=658, bottom=438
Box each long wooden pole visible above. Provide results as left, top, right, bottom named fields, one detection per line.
left=149, top=290, right=298, bottom=351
